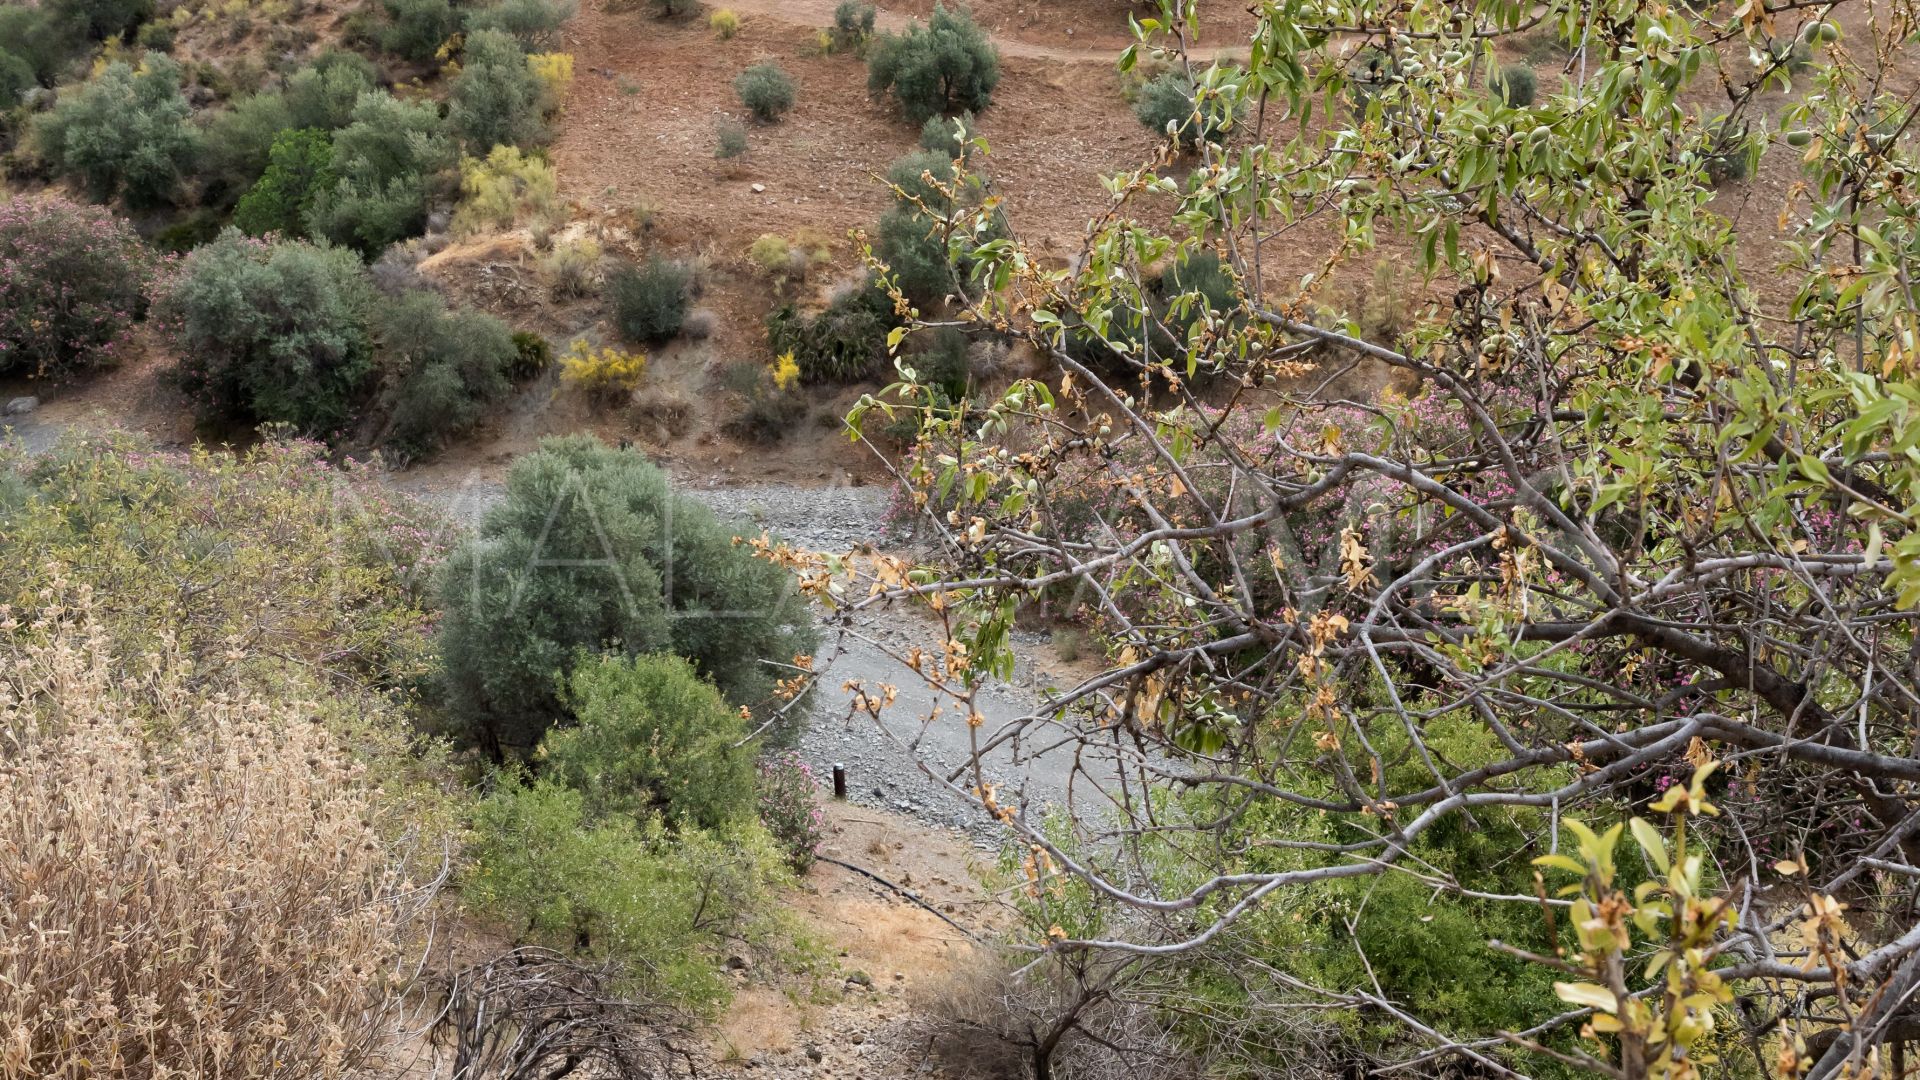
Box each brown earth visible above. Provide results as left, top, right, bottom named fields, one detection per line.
left=703, top=799, right=1007, bottom=1077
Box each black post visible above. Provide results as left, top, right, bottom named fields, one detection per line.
left=832, top=763, right=847, bottom=800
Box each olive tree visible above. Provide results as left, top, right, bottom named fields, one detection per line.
left=435, top=436, right=817, bottom=761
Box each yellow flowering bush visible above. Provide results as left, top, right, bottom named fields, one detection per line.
left=452, top=144, right=558, bottom=234
left=559, top=338, right=647, bottom=402
left=528, top=50, right=574, bottom=102
left=772, top=350, right=800, bottom=391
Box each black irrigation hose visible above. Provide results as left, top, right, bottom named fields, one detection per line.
left=815, top=855, right=985, bottom=943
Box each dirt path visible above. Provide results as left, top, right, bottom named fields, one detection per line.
left=708, top=0, right=1250, bottom=64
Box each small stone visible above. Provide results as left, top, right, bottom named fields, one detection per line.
left=751, top=183, right=767, bottom=193
left=846, top=970, right=873, bottom=987
left=5, top=396, right=37, bottom=416
left=851, top=1033, right=866, bottom=1045
left=806, top=1047, right=824, bottom=1063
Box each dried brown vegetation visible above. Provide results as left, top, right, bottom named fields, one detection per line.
left=0, top=599, right=438, bottom=1080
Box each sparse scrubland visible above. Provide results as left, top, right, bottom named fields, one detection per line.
left=7, top=0, right=1920, bottom=1075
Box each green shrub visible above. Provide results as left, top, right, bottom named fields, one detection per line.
left=202, top=91, right=296, bottom=195
left=733, top=61, right=794, bottom=122
left=0, top=428, right=440, bottom=686
left=1705, top=122, right=1754, bottom=185
left=1133, top=71, right=1236, bottom=149
left=1060, top=248, right=1241, bottom=374
left=708, top=7, right=738, bottom=37
left=906, top=325, right=970, bottom=401
left=544, top=653, right=755, bottom=829
left=1491, top=62, right=1537, bottom=106
left=148, top=210, right=225, bottom=253
left=0, top=7, right=76, bottom=87
left=510, top=329, right=553, bottom=378
left=466, top=0, right=576, bottom=49
left=715, top=116, right=747, bottom=158
left=1159, top=248, right=1238, bottom=317
left=748, top=232, right=802, bottom=278
left=33, top=56, right=195, bottom=207
left=380, top=0, right=458, bottom=61
left=917, top=110, right=974, bottom=158
left=373, top=288, right=515, bottom=454
left=284, top=51, right=381, bottom=131
left=449, top=28, right=548, bottom=150
left=463, top=777, right=789, bottom=1010
left=0, top=51, right=33, bottom=107
left=0, top=197, right=153, bottom=379
left=885, top=148, right=957, bottom=208
left=874, top=205, right=954, bottom=305
left=158, top=230, right=376, bottom=435
left=49, top=0, right=151, bottom=41
left=233, top=127, right=333, bottom=237
left=609, top=256, right=690, bottom=343
left=433, top=435, right=819, bottom=759
left=830, top=0, right=874, bottom=51
left=866, top=3, right=998, bottom=124
left=766, top=278, right=899, bottom=383
left=134, top=19, right=174, bottom=51
left=306, top=91, right=456, bottom=255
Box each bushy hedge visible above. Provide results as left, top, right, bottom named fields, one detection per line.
left=450, top=29, right=549, bottom=150
left=885, top=148, right=957, bottom=208
left=918, top=110, right=975, bottom=158
left=232, top=127, right=333, bottom=237
left=158, top=230, right=377, bottom=435
left=49, top=0, right=151, bottom=42
left=433, top=435, right=818, bottom=759
left=306, top=91, right=456, bottom=255
left=866, top=3, right=998, bottom=123
left=873, top=206, right=955, bottom=305
left=872, top=148, right=1002, bottom=306
left=463, top=777, right=789, bottom=1009
left=33, top=56, right=196, bottom=207
left=0, top=197, right=153, bottom=379
left=544, top=653, right=756, bottom=829
left=734, top=62, right=794, bottom=123
left=201, top=51, right=377, bottom=200
left=380, top=0, right=459, bottom=61
left=1491, top=62, right=1537, bottom=106
left=285, top=51, right=382, bottom=131
left=609, top=256, right=690, bottom=343
left=765, top=278, right=900, bottom=383
left=466, top=0, right=576, bottom=50
left=0, top=7, right=74, bottom=90
left=202, top=91, right=298, bottom=196
left=830, top=0, right=875, bottom=51
left=452, top=144, right=557, bottom=233
left=1132, top=71, right=1237, bottom=149
left=0, top=51, right=32, bottom=107
left=373, top=288, right=516, bottom=454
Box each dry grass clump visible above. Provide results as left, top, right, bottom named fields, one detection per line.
left=0, top=598, right=428, bottom=1080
